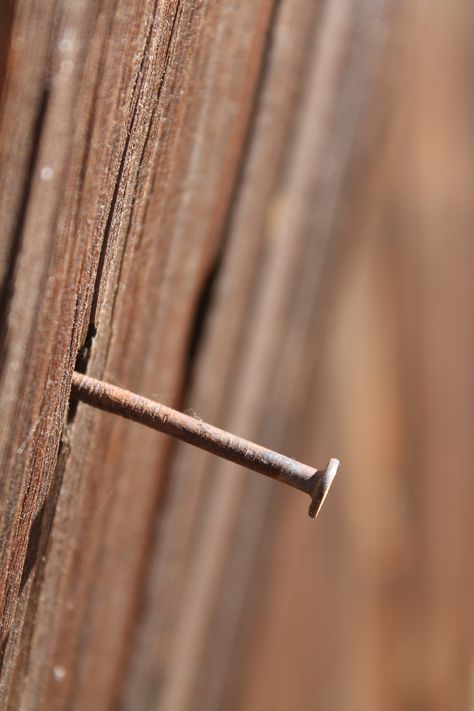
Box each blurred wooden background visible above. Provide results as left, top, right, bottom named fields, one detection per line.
left=1, top=1, right=474, bottom=709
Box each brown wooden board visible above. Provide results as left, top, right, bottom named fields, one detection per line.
left=2, top=1, right=474, bottom=710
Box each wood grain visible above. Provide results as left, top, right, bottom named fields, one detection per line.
left=1, top=0, right=275, bottom=706
left=2, top=1, right=474, bottom=710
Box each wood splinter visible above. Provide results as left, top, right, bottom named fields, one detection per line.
left=71, top=371, right=339, bottom=518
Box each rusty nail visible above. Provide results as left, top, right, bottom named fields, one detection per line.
left=70, top=371, right=339, bottom=518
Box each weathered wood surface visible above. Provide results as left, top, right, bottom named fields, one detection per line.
left=1, top=1, right=474, bottom=710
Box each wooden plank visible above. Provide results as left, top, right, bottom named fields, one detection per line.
left=0, top=0, right=274, bottom=707
left=2, top=0, right=474, bottom=710
left=226, top=3, right=474, bottom=711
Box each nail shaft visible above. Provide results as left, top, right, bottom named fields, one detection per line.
left=71, top=371, right=338, bottom=517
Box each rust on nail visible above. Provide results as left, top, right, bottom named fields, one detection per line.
left=70, top=371, right=339, bottom=518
